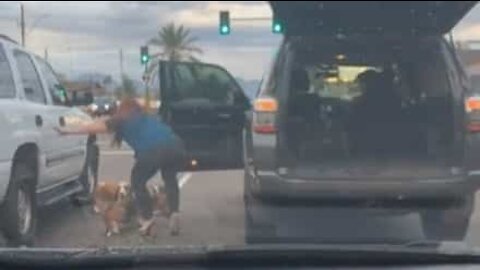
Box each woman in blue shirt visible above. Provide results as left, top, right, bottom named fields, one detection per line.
left=57, top=98, right=185, bottom=236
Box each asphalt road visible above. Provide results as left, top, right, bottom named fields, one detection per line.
left=27, top=137, right=480, bottom=248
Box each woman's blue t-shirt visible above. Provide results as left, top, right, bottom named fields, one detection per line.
left=106, top=113, right=177, bottom=155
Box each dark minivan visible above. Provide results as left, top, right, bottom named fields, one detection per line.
left=152, top=1, right=480, bottom=243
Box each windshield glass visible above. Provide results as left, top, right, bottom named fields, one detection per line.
left=3, top=0, right=480, bottom=262
left=304, top=65, right=379, bottom=100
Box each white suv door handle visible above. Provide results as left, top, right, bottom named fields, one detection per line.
left=35, top=115, right=43, bottom=127
left=58, top=116, right=65, bottom=127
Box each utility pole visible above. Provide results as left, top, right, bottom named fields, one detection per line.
left=119, top=48, right=124, bottom=78
left=44, top=47, right=48, bottom=61
left=140, top=46, right=151, bottom=112
left=20, top=3, right=25, bottom=47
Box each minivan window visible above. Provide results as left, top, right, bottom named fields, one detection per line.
left=14, top=51, right=46, bottom=104
left=0, top=44, right=16, bottom=98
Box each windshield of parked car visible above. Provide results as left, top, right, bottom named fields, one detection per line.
left=3, top=0, right=480, bottom=265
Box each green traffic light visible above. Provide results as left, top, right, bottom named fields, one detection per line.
left=220, top=25, right=230, bottom=35
left=140, top=45, right=149, bottom=64
left=272, top=22, right=283, bottom=33
left=219, top=11, right=230, bottom=36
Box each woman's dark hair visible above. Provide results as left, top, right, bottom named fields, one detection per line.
left=110, top=97, right=143, bottom=148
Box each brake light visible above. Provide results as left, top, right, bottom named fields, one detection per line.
left=466, top=97, right=480, bottom=113
left=253, top=98, right=277, bottom=134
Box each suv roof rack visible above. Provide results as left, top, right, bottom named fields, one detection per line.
left=0, top=35, right=18, bottom=45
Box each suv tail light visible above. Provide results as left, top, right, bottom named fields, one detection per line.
left=466, top=97, right=480, bottom=113
left=466, top=97, right=480, bottom=133
left=253, top=98, right=278, bottom=134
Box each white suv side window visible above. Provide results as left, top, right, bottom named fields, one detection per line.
left=13, top=51, right=46, bottom=104
left=36, top=57, right=68, bottom=106
left=0, top=44, right=16, bottom=98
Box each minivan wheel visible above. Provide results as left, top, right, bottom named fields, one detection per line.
left=421, top=196, right=473, bottom=241
left=244, top=170, right=276, bottom=244
left=2, top=164, right=37, bottom=247
left=72, top=144, right=98, bottom=206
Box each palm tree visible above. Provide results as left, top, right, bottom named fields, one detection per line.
left=148, top=23, right=202, bottom=65
left=144, top=23, right=201, bottom=110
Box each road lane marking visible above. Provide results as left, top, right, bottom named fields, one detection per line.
left=179, top=173, right=192, bottom=188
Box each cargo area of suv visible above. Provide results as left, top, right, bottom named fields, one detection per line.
left=239, top=1, right=480, bottom=243
left=281, top=37, right=462, bottom=181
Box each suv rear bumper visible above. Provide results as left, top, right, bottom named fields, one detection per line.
left=253, top=172, right=479, bottom=202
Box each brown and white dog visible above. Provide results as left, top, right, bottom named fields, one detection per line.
left=94, top=180, right=169, bottom=236
left=94, top=180, right=131, bottom=237
left=147, top=182, right=170, bottom=218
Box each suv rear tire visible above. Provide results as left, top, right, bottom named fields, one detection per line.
left=2, top=163, right=37, bottom=247
left=244, top=170, right=276, bottom=244
left=421, top=196, right=473, bottom=241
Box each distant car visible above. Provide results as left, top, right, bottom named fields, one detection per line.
left=0, top=36, right=99, bottom=246
left=89, top=96, right=117, bottom=117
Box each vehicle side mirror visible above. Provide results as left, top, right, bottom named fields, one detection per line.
left=51, top=85, right=70, bottom=106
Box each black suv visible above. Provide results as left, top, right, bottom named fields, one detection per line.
left=152, top=1, right=480, bottom=243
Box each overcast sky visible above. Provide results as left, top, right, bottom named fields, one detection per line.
left=1, top=1, right=480, bottom=82
left=0, top=1, right=281, bottom=82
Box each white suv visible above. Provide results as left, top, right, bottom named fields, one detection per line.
left=0, top=35, right=98, bottom=246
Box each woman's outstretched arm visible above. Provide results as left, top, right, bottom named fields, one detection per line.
left=55, top=119, right=109, bottom=135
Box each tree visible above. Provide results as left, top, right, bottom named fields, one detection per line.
left=147, top=23, right=202, bottom=74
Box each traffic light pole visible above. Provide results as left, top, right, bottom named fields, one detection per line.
left=144, top=63, right=151, bottom=112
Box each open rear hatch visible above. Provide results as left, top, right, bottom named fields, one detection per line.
left=270, top=1, right=476, bottom=36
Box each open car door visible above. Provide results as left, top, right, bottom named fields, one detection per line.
left=158, top=60, right=250, bottom=171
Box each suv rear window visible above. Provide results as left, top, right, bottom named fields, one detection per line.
left=304, top=65, right=381, bottom=101
left=0, top=44, right=16, bottom=98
